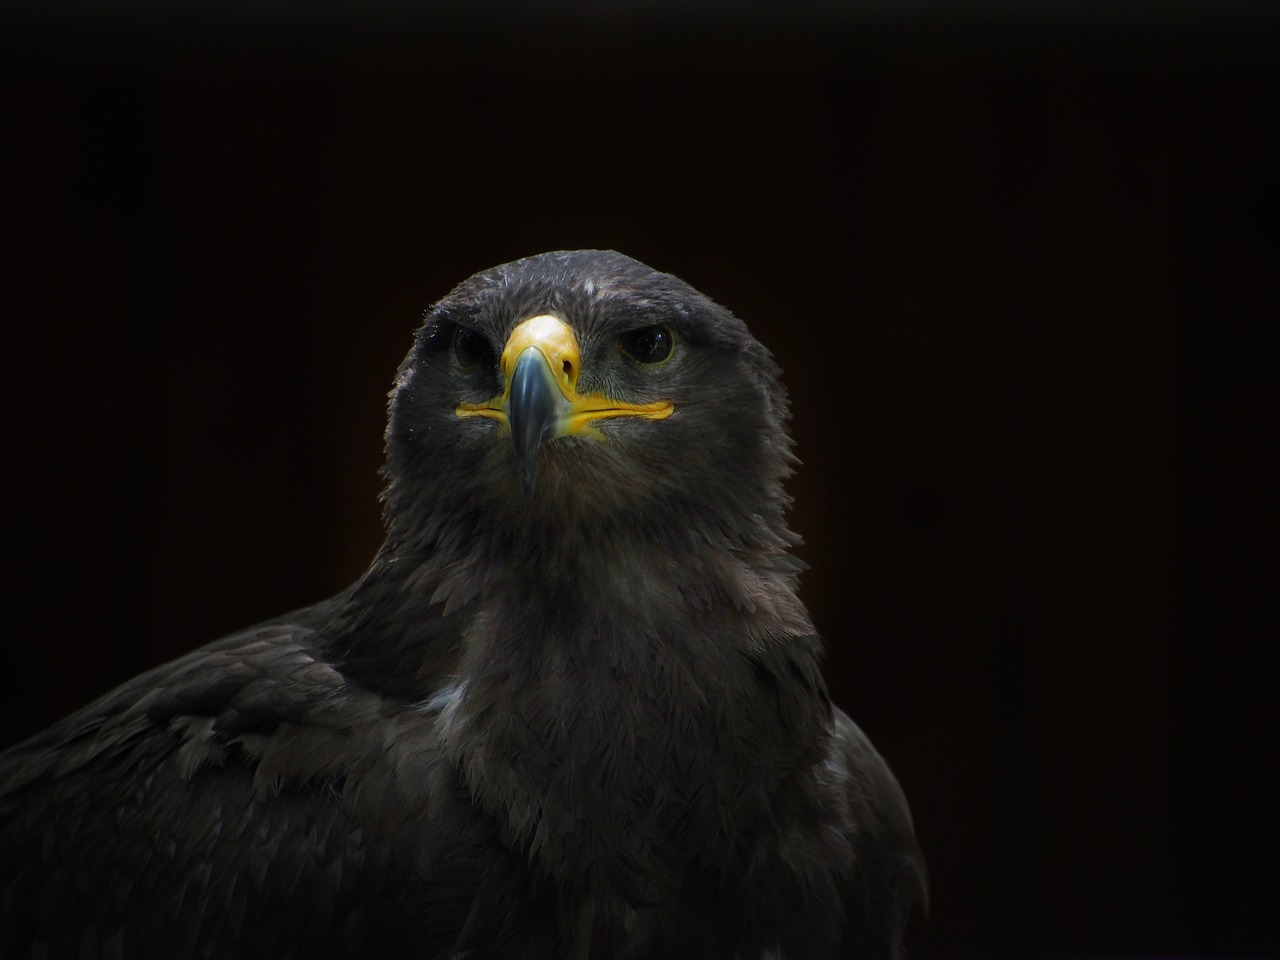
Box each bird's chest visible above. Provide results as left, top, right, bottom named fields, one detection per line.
left=445, top=638, right=769, bottom=900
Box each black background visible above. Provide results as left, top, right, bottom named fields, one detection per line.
left=2, top=3, right=1276, bottom=957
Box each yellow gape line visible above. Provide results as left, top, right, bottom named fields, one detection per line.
left=455, top=314, right=674, bottom=437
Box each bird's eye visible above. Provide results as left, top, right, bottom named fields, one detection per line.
left=452, top=326, right=490, bottom=372
left=619, top=325, right=675, bottom=365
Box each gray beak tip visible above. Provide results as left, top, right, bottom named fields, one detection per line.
left=508, top=347, right=562, bottom=498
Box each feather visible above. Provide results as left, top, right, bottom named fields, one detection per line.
left=1, top=251, right=923, bottom=958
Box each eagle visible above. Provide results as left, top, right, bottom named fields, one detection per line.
left=0, top=251, right=925, bottom=959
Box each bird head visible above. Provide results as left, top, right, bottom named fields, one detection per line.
left=381, top=250, right=798, bottom=559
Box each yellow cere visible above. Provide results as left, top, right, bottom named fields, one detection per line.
left=456, top=314, right=674, bottom=436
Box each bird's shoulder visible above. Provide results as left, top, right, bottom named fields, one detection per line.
left=5, top=612, right=347, bottom=786
left=2, top=602, right=470, bottom=815
left=0, top=608, right=488, bottom=957
left=821, top=707, right=928, bottom=960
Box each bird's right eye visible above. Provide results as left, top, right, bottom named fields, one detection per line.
left=452, top=326, right=490, bottom=372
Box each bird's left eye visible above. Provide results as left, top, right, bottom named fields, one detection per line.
left=452, top=326, right=491, bottom=372
left=619, top=325, right=675, bottom=364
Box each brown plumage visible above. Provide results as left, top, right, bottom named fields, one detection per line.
left=1, top=250, right=925, bottom=958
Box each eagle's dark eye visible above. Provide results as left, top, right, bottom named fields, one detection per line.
left=452, top=326, right=490, bottom=372
left=619, top=325, right=675, bottom=364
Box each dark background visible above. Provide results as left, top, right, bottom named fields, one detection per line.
left=2, top=2, right=1276, bottom=957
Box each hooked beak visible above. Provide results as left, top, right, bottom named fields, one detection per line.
left=455, top=314, right=674, bottom=496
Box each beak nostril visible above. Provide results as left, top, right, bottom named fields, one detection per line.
left=563, top=360, right=573, bottom=377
